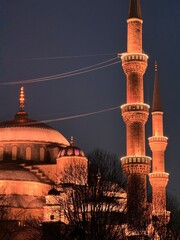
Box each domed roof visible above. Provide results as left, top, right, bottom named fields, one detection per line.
left=58, top=136, right=85, bottom=158
left=0, top=87, right=69, bottom=145
left=0, top=163, right=41, bottom=182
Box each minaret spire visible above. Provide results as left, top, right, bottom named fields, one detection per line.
left=152, top=61, right=163, bottom=112
left=128, top=0, right=142, bottom=19
left=19, top=86, right=25, bottom=111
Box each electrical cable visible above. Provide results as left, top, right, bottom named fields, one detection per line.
left=0, top=57, right=121, bottom=86
left=19, top=106, right=120, bottom=125
left=11, top=53, right=118, bottom=61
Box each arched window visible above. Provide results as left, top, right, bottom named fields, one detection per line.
left=12, top=146, right=17, bottom=160
left=40, top=147, right=45, bottom=161
left=0, top=147, right=4, bottom=161
left=26, top=146, right=31, bottom=161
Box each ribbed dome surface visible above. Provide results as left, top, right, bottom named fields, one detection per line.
left=58, top=137, right=85, bottom=158
left=59, top=145, right=85, bottom=158
left=0, top=111, right=69, bottom=145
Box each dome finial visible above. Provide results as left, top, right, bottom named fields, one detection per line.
left=19, top=86, right=25, bottom=111
left=70, top=136, right=74, bottom=146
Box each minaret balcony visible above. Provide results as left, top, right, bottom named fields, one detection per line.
left=149, top=172, right=169, bottom=180
left=121, top=156, right=151, bottom=174
left=149, top=136, right=168, bottom=151
left=149, top=172, right=169, bottom=187
left=121, top=103, right=149, bottom=123
left=120, top=53, right=148, bottom=63
left=120, top=53, right=148, bottom=74
left=149, top=136, right=168, bottom=143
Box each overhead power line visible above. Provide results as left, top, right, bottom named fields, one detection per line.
left=11, top=53, right=118, bottom=61
left=0, top=56, right=121, bottom=86
left=20, top=106, right=120, bottom=125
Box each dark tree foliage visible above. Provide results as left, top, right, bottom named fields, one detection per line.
left=87, top=149, right=126, bottom=188
left=166, top=194, right=180, bottom=239
left=0, top=195, right=42, bottom=240
left=63, top=181, right=127, bottom=240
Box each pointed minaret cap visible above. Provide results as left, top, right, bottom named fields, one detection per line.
left=152, top=61, right=163, bottom=112
left=19, top=86, right=25, bottom=111
left=128, top=0, right=142, bottom=19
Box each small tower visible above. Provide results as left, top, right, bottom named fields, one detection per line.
left=57, top=137, right=88, bottom=185
left=119, top=0, right=151, bottom=223
left=43, top=188, right=62, bottom=223
left=149, top=63, right=170, bottom=222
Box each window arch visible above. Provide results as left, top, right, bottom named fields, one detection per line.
left=12, top=146, right=18, bottom=160
left=0, top=147, right=4, bottom=161
left=26, top=146, right=31, bottom=161
left=40, top=147, right=45, bottom=161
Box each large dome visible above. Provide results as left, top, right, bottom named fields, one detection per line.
left=0, top=87, right=69, bottom=163
left=0, top=110, right=69, bottom=145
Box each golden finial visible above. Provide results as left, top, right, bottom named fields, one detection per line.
left=70, top=136, right=74, bottom=146
left=19, top=86, right=25, bottom=110
left=155, top=60, right=158, bottom=72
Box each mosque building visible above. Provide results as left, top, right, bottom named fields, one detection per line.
left=0, top=86, right=88, bottom=222
left=0, top=0, right=170, bottom=238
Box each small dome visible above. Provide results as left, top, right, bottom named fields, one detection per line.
left=58, top=136, right=85, bottom=158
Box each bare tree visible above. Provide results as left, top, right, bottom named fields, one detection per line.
left=165, top=194, right=180, bottom=239
left=63, top=180, right=127, bottom=240
left=0, top=194, right=42, bottom=240
left=60, top=150, right=152, bottom=239
left=87, top=149, right=126, bottom=187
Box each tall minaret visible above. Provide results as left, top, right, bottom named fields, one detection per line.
left=119, top=0, right=151, bottom=222
left=149, top=63, right=170, bottom=222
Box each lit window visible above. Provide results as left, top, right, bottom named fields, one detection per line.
left=26, top=146, right=31, bottom=161
left=67, top=149, right=73, bottom=156
left=0, top=147, right=4, bottom=161
left=12, top=146, right=17, bottom=160
left=40, top=147, right=45, bottom=161
left=75, top=149, right=79, bottom=156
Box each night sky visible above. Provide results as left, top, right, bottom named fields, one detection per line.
left=0, top=0, right=180, bottom=203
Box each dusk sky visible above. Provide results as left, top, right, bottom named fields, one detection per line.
left=0, top=0, right=180, bottom=203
